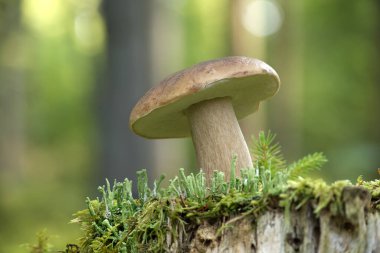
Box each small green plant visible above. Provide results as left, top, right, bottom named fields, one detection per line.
left=65, top=131, right=329, bottom=252
left=29, top=131, right=380, bottom=253
left=357, top=175, right=380, bottom=209
left=27, top=230, right=51, bottom=253
left=251, top=131, right=327, bottom=180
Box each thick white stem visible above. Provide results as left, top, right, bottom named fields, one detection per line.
left=186, top=97, right=253, bottom=180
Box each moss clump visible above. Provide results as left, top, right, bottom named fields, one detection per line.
left=357, top=176, right=380, bottom=209
left=29, top=131, right=380, bottom=252
left=67, top=131, right=330, bottom=252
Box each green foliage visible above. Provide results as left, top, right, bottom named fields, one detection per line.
left=280, top=178, right=352, bottom=220
left=63, top=131, right=331, bottom=252
left=251, top=131, right=286, bottom=174
left=287, top=153, right=327, bottom=179
left=26, top=231, right=81, bottom=253
left=32, top=131, right=380, bottom=253
left=252, top=131, right=327, bottom=179
left=27, top=230, right=51, bottom=253
left=357, top=176, right=380, bottom=209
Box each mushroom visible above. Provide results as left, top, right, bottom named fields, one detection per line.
left=129, top=56, right=280, bottom=180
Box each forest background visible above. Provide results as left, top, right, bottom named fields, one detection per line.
left=0, top=1, right=379, bottom=252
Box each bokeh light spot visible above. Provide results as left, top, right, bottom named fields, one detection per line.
left=242, top=0, right=283, bottom=37
left=22, top=0, right=68, bottom=36
left=74, top=12, right=105, bottom=55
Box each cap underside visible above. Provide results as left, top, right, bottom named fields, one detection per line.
left=131, top=74, right=279, bottom=139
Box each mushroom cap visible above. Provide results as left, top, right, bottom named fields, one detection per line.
left=130, top=56, right=280, bottom=139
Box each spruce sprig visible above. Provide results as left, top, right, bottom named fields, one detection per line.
left=287, top=152, right=327, bottom=179
left=251, top=131, right=327, bottom=179
left=251, top=131, right=286, bottom=174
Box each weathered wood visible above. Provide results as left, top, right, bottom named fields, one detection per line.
left=318, top=187, right=370, bottom=253
left=366, top=212, right=380, bottom=253
left=165, top=186, right=379, bottom=252
left=284, top=204, right=319, bottom=252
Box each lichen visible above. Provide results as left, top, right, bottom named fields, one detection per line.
left=28, top=131, right=380, bottom=252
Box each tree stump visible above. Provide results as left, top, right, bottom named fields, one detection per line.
left=165, top=186, right=380, bottom=253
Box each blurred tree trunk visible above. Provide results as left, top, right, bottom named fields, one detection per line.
left=99, top=1, right=153, bottom=187
left=267, top=0, right=304, bottom=162
left=0, top=1, right=24, bottom=177
left=372, top=1, right=380, bottom=143
left=230, top=0, right=269, bottom=141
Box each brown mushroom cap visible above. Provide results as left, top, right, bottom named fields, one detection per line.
left=130, top=56, right=280, bottom=139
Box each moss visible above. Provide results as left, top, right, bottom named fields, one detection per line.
left=357, top=176, right=380, bottom=209
left=28, top=132, right=380, bottom=252
left=30, top=173, right=380, bottom=253
left=55, top=174, right=378, bottom=253
left=27, top=230, right=51, bottom=253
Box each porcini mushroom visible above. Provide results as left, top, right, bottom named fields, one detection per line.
left=130, top=56, right=280, bottom=180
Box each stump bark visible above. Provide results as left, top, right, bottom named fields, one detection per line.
left=166, top=186, right=380, bottom=253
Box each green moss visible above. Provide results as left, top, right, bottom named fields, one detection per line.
left=357, top=176, right=380, bottom=209
left=29, top=131, right=380, bottom=252
left=27, top=230, right=51, bottom=253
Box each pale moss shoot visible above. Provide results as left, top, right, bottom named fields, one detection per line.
left=30, top=131, right=380, bottom=253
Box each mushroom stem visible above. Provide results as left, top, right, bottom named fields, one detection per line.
left=186, top=97, right=253, bottom=180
